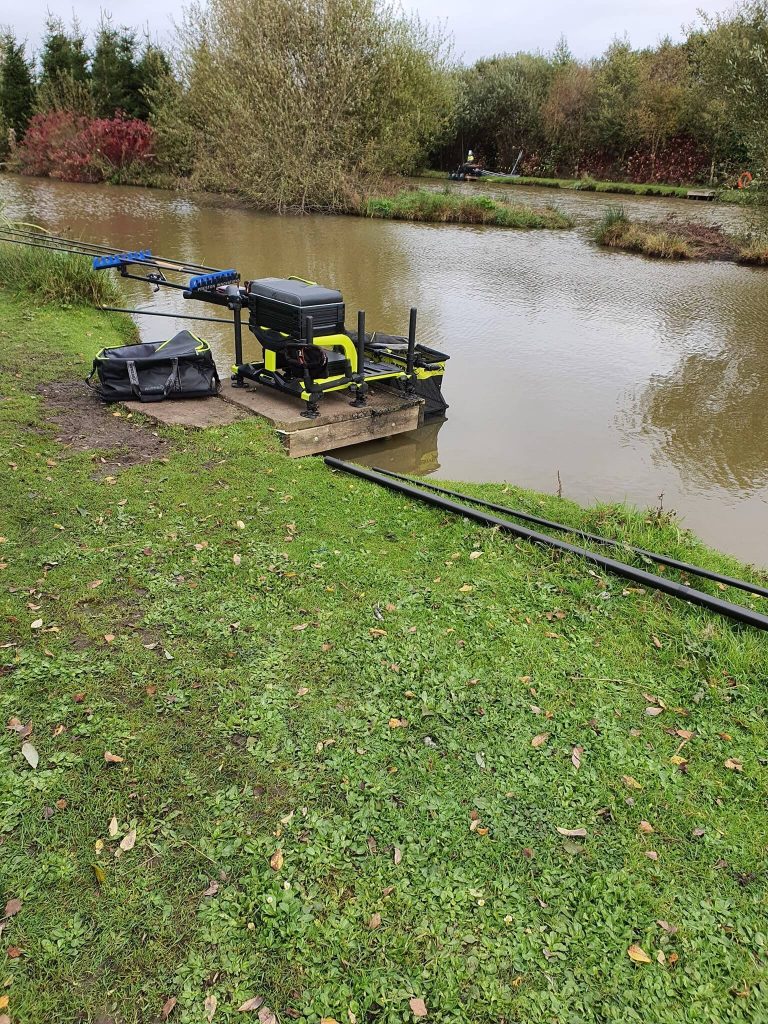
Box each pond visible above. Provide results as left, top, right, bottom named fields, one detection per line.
left=3, top=174, right=767, bottom=566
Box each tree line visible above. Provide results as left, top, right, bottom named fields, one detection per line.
left=0, top=15, right=169, bottom=144
left=1, top=0, right=767, bottom=207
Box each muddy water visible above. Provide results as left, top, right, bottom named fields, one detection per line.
left=3, top=174, right=767, bottom=566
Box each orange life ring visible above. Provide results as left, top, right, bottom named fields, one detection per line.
left=737, top=171, right=753, bottom=189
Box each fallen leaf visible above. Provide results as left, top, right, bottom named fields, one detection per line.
left=236, top=520, right=245, bottom=530
left=0, top=997, right=7, bottom=1010
left=296, top=687, right=309, bottom=697
left=93, top=863, right=106, bottom=884
left=6, top=947, right=22, bottom=959
left=724, top=758, right=743, bottom=772
left=161, top=996, right=178, bottom=1020
left=21, top=742, right=39, bottom=769
left=409, top=997, right=428, bottom=1018
left=668, top=952, right=679, bottom=965
left=571, top=745, right=583, bottom=769
left=205, top=993, right=217, bottom=1021
left=638, top=820, right=654, bottom=834
left=237, top=996, right=265, bottom=1012
left=233, top=554, right=242, bottom=566
left=670, top=754, right=688, bottom=766
left=531, top=732, right=549, bottom=748
left=55, top=798, right=67, bottom=810
left=369, top=628, right=387, bottom=637
left=30, top=619, right=43, bottom=630
left=628, top=944, right=652, bottom=964
left=622, top=775, right=642, bottom=790
left=692, top=827, right=706, bottom=838
left=368, top=912, right=382, bottom=929
left=203, top=881, right=219, bottom=897
left=651, top=635, right=662, bottom=649
left=2, top=900, right=21, bottom=920
left=656, top=920, right=678, bottom=935
left=119, top=829, right=137, bottom=852
left=556, top=826, right=587, bottom=838
left=469, top=550, right=482, bottom=560
left=645, top=706, right=664, bottom=716
left=319, top=1019, right=340, bottom=1024
left=104, top=751, right=124, bottom=765
left=146, top=684, right=157, bottom=696
left=258, top=1007, right=277, bottom=1024
left=675, top=729, right=695, bottom=740
left=393, top=847, right=402, bottom=865
left=87, top=580, right=103, bottom=589
left=108, top=816, right=118, bottom=837
left=103, top=634, right=115, bottom=644
left=52, top=724, right=66, bottom=737
left=292, top=623, right=308, bottom=632
left=269, top=849, right=284, bottom=871
left=645, top=850, right=659, bottom=861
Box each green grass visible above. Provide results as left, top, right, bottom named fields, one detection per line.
left=594, top=208, right=695, bottom=260
left=363, top=188, right=572, bottom=229
left=1, top=287, right=768, bottom=1023
left=436, top=173, right=693, bottom=199
left=0, top=240, right=119, bottom=306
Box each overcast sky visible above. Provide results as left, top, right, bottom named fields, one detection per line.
left=6, top=0, right=733, bottom=63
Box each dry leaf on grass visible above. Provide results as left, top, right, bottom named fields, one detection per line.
left=161, top=996, right=177, bottom=1020
left=204, top=994, right=217, bottom=1021
left=108, top=816, right=118, bottom=838
left=628, top=944, right=652, bottom=964
left=638, top=820, right=654, bottom=834
left=556, top=826, right=587, bottom=838
left=104, top=751, right=124, bottom=764
left=21, top=742, right=39, bottom=769
left=269, top=849, right=284, bottom=871
left=258, top=1007, right=277, bottom=1024
left=393, top=847, right=402, bottom=865
left=237, top=996, right=265, bottom=1012
left=2, top=899, right=22, bottom=920
left=571, top=745, right=583, bottom=769
left=724, top=758, right=743, bottom=772
left=368, top=912, right=382, bottom=929
left=409, top=997, right=428, bottom=1018
left=119, top=829, right=137, bottom=852
left=203, top=881, right=219, bottom=897
left=622, top=775, right=642, bottom=790
left=531, top=732, right=549, bottom=748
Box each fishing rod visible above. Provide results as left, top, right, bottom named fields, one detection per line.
left=100, top=305, right=248, bottom=326
left=324, top=457, right=768, bottom=632
left=0, top=227, right=218, bottom=275
left=370, top=467, right=768, bottom=601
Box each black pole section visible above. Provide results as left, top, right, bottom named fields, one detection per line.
left=370, top=467, right=768, bottom=601
left=406, top=307, right=417, bottom=382
left=357, top=310, right=366, bottom=378
left=232, top=301, right=243, bottom=366
left=98, top=306, right=246, bottom=325
left=323, top=458, right=768, bottom=632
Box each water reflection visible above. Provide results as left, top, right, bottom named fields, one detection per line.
left=2, top=174, right=767, bottom=565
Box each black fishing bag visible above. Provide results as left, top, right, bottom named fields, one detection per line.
left=88, top=331, right=220, bottom=403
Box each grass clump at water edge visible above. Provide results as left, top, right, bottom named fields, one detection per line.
left=594, top=207, right=695, bottom=260
left=0, top=240, right=119, bottom=306
left=363, top=188, right=572, bottom=229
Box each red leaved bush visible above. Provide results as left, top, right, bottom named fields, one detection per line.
left=16, top=111, right=155, bottom=183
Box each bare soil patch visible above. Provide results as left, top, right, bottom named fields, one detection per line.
left=39, top=380, right=171, bottom=469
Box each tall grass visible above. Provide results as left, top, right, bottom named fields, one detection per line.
left=594, top=207, right=693, bottom=259
left=363, top=189, right=572, bottom=229
left=0, top=243, right=119, bottom=306
left=480, top=174, right=691, bottom=198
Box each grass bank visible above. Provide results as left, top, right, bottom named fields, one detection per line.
left=363, top=188, right=572, bottom=229
left=594, top=207, right=768, bottom=264
left=0, top=241, right=119, bottom=306
left=2, top=284, right=768, bottom=1023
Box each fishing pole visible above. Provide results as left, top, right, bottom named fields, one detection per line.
left=0, top=227, right=219, bottom=274
left=324, top=458, right=768, bottom=632
left=100, top=305, right=248, bottom=325
left=370, top=467, right=768, bottom=601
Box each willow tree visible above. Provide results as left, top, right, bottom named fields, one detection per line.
left=156, top=0, right=455, bottom=211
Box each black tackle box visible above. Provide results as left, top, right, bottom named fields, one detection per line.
left=246, top=278, right=345, bottom=340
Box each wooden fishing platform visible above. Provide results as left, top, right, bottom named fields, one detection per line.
left=122, top=382, right=423, bottom=457
left=686, top=189, right=716, bottom=201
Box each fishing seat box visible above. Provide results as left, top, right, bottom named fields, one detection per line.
left=89, top=330, right=220, bottom=403
left=247, top=278, right=345, bottom=340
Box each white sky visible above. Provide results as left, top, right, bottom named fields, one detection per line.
left=6, top=0, right=734, bottom=64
